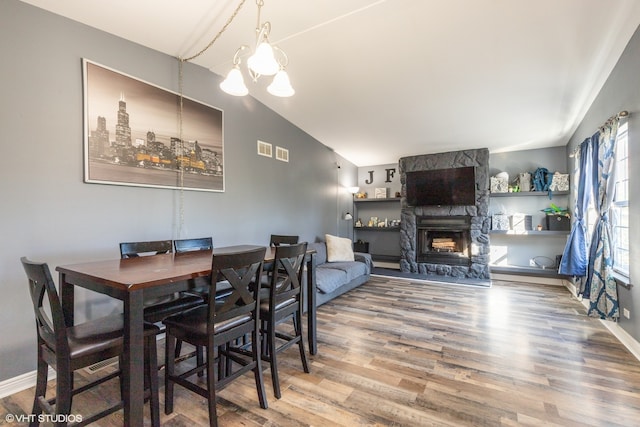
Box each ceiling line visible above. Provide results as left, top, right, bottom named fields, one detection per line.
left=273, top=0, right=388, bottom=44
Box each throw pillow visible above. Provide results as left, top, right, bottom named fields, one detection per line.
left=325, top=234, right=355, bottom=262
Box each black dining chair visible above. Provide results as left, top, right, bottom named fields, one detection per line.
left=174, top=237, right=213, bottom=253
left=260, top=242, right=310, bottom=398
left=119, top=240, right=205, bottom=360
left=174, top=237, right=234, bottom=302
left=264, top=235, right=300, bottom=283
left=173, top=237, right=216, bottom=301
left=21, top=257, right=160, bottom=427
left=163, top=247, right=268, bottom=427
left=269, top=234, right=299, bottom=247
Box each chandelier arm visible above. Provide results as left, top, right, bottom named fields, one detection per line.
left=272, top=45, right=289, bottom=67
left=233, top=45, right=249, bottom=65
left=255, top=21, right=271, bottom=46
left=180, top=0, right=247, bottom=62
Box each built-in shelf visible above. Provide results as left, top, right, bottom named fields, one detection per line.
left=354, top=197, right=401, bottom=203
left=490, top=191, right=569, bottom=198
left=490, top=264, right=569, bottom=278
left=371, top=254, right=401, bottom=263
left=490, top=230, right=569, bottom=236
left=354, top=226, right=400, bottom=232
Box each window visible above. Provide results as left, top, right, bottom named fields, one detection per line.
left=611, top=121, right=629, bottom=277
left=584, top=121, right=629, bottom=277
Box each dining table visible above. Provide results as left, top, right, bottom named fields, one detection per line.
left=56, top=244, right=317, bottom=427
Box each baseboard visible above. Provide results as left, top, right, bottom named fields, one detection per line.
left=564, top=280, right=640, bottom=362
left=0, top=368, right=56, bottom=399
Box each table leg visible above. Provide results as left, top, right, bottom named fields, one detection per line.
left=123, top=291, right=145, bottom=427
left=59, top=272, right=74, bottom=327
left=306, top=253, right=317, bottom=355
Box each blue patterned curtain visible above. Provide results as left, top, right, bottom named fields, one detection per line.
left=584, top=119, right=620, bottom=320
left=558, top=135, right=596, bottom=276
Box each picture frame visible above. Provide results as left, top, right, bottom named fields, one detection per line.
left=83, top=59, right=224, bottom=192
left=374, top=187, right=388, bottom=198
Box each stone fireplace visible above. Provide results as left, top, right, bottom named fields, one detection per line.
left=399, top=149, right=491, bottom=279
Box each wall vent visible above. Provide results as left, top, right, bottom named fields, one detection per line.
left=257, top=140, right=272, bottom=158
left=276, top=146, right=289, bottom=162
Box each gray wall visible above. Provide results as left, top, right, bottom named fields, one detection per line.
left=564, top=23, right=640, bottom=340
left=0, top=0, right=356, bottom=381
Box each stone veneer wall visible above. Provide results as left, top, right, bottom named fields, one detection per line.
left=399, top=148, right=491, bottom=279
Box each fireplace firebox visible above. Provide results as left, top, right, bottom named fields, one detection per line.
left=416, top=216, right=471, bottom=266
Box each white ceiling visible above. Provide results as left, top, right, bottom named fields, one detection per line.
left=21, top=0, right=640, bottom=166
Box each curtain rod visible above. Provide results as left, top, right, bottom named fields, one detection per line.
left=569, top=110, right=629, bottom=157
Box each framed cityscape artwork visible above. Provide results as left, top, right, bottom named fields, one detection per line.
left=82, top=59, right=224, bottom=192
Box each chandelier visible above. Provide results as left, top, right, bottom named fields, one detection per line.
left=219, top=0, right=294, bottom=97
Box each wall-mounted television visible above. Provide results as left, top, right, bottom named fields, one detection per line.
left=406, top=166, right=476, bottom=206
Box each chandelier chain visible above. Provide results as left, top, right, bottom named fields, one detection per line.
left=180, top=0, right=247, bottom=63
left=175, top=0, right=246, bottom=237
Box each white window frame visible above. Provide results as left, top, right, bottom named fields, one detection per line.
left=611, top=121, right=629, bottom=277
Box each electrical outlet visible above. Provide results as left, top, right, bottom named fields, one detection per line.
left=529, top=258, right=536, bottom=267
left=623, top=308, right=631, bottom=319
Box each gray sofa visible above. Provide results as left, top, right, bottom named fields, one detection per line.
left=307, top=241, right=372, bottom=306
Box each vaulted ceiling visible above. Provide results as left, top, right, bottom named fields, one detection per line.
left=21, top=0, right=640, bottom=166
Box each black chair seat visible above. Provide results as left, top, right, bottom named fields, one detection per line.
left=64, top=315, right=159, bottom=361
left=164, top=305, right=252, bottom=338
left=260, top=298, right=295, bottom=313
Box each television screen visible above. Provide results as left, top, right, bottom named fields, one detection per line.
left=406, top=167, right=476, bottom=206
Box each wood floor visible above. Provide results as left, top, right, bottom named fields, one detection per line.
left=3, top=276, right=640, bottom=426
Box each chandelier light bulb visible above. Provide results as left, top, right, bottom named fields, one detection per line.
left=267, top=69, right=295, bottom=97
left=219, top=67, right=249, bottom=96
left=247, top=42, right=280, bottom=76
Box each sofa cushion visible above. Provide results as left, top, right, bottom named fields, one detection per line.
left=325, top=261, right=368, bottom=283
left=315, top=265, right=348, bottom=294
left=325, top=234, right=354, bottom=262
left=308, top=242, right=327, bottom=265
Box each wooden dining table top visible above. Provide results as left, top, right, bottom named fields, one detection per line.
left=56, top=245, right=277, bottom=291
left=56, top=245, right=315, bottom=292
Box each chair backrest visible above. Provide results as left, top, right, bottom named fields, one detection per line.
left=119, top=240, right=173, bottom=259
left=174, top=237, right=213, bottom=253
left=209, top=247, right=265, bottom=331
left=269, top=234, right=299, bottom=247
left=20, top=257, right=67, bottom=354
left=269, top=242, right=308, bottom=306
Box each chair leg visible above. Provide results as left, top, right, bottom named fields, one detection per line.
left=217, top=345, right=225, bottom=381
left=174, top=339, right=183, bottom=359
left=268, top=320, right=281, bottom=399
left=164, top=333, right=176, bottom=415
left=197, top=345, right=204, bottom=377
left=54, top=366, right=73, bottom=427
left=253, top=328, right=269, bottom=409
left=30, top=351, right=48, bottom=426
left=295, top=310, right=310, bottom=373
left=118, top=355, right=125, bottom=400
left=145, top=335, right=160, bottom=427
left=206, top=341, right=218, bottom=427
